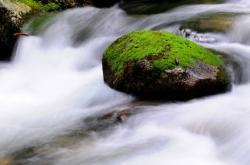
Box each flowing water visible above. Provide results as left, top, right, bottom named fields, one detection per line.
left=1, top=1, right=250, bottom=164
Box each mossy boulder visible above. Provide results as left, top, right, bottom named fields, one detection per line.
left=102, top=30, right=231, bottom=100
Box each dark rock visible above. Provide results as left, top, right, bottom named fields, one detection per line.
left=91, top=0, right=119, bottom=7
left=86, top=0, right=224, bottom=12
left=119, top=0, right=225, bottom=14
left=0, top=7, right=23, bottom=61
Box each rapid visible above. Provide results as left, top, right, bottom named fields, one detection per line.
left=1, top=0, right=250, bottom=164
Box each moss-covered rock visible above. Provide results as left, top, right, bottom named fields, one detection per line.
left=102, top=30, right=231, bottom=100
left=46, top=0, right=84, bottom=9
left=18, top=0, right=59, bottom=11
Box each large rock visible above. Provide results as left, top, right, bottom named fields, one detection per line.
left=102, top=30, right=231, bottom=100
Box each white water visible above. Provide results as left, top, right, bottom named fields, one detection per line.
left=1, top=1, right=250, bottom=164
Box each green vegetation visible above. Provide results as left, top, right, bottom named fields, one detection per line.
left=104, top=30, right=223, bottom=75
left=16, top=0, right=59, bottom=11
left=22, top=13, right=54, bottom=34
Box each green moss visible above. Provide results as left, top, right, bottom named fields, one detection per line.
left=104, top=30, right=223, bottom=75
left=16, top=0, right=59, bottom=11
left=22, top=13, right=54, bottom=34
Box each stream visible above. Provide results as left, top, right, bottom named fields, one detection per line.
left=1, top=0, right=250, bottom=164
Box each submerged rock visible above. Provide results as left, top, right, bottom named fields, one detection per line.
left=0, top=159, right=11, bottom=165
left=102, top=30, right=231, bottom=100
left=180, top=12, right=238, bottom=33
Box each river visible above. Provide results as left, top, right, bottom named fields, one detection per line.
left=1, top=0, right=250, bottom=164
